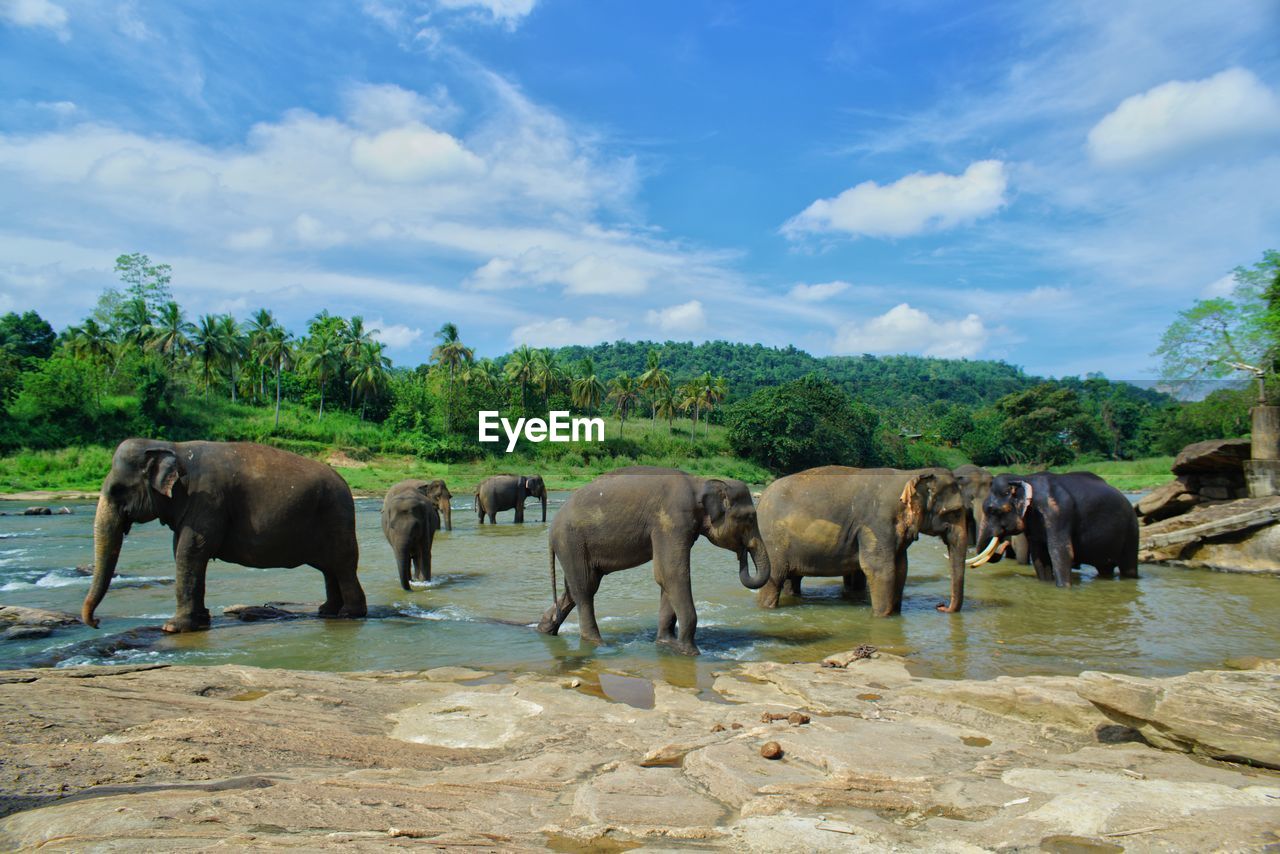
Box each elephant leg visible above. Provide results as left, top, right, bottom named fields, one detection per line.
left=1047, top=534, right=1074, bottom=588
left=755, top=574, right=782, bottom=608
left=165, top=530, right=213, bottom=633
left=656, top=588, right=677, bottom=644
left=394, top=547, right=412, bottom=591
left=514, top=503, right=525, bottom=524
left=655, top=544, right=699, bottom=655
left=1095, top=563, right=1116, bottom=578
left=787, top=575, right=802, bottom=597
left=1119, top=551, right=1139, bottom=579
left=418, top=536, right=431, bottom=583
left=316, top=540, right=366, bottom=618
left=843, top=570, right=866, bottom=597
left=893, top=551, right=909, bottom=612
left=573, top=573, right=604, bottom=645
left=537, top=590, right=575, bottom=635
left=477, top=502, right=485, bottom=524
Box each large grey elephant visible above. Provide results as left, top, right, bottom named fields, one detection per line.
left=82, top=439, right=366, bottom=633
left=953, top=464, right=1028, bottom=563
left=756, top=466, right=968, bottom=616
left=475, top=474, right=546, bottom=524
left=969, top=471, right=1138, bottom=586
left=536, top=466, right=771, bottom=655
left=411, top=478, right=452, bottom=531
left=381, top=480, right=442, bottom=590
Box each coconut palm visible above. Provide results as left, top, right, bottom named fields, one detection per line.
left=146, top=301, right=195, bottom=371
left=191, top=314, right=229, bottom=400
left=246, top=308, right=280, bottom=401
left=463, top=358, right=502, bottom=394
left=350, top=341, right=392, bottom=419
left=261, top=326, right=294, bottom=428
left=678, top=374, right=714, bottom=440
left=66, top=318, right=116, bottom=369
left=531, top=349, right=565, bottom=407
left=504, top=344, right=536, bottom=412
left=571, top=357, right=604, bottom=416
left=343, top=316, right=376, bottom=407
left=300, top=325, right=344, bottom=417
left=653, top=385, right=679, bottom=432
left=607, top=372, right=640, bottom=437
left=432, top=322, right=473, bottom=430
left=215, top=315, right=247, bottom=403
left=115, top=297, right=154, bottom=351
left=638, top=348, right=670, bottom=423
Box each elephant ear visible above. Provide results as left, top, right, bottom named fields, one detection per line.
left=700, top=479, right=730, bottom=527
left=415, top=482, right=438, bottom=501
left=897, top=473, right=935, bottom=538
left=1011, top=480, right=1034, bottom=518
left=145, top=448, right=183, bottom=498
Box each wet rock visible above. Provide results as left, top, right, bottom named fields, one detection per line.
left=759, top=741, right=783, bottom=760
left=54, top=507, right=72, bottom=515
left=0, top=605, right=79, bottom=628
left=222, top=604, right=301, bottom=622
left=21, top=507, right=51, bottom=516
left=1, top=626, right=52, bottom=641
left=1172, top=438, right=1251, bottom=475
left=572, top=763, right=727, bottom=829
left=1078, top=669, right=1280, bottom=768
left=1136, top=478, right=1199, bottom=521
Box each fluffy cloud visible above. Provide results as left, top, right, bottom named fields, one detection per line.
left=368, top=318, right=423, bottom=349
left=435, top=0, right=536, bottom=28
left=509, top=316, right=624, bottom=348
left=1202, top=273, right=1237, bottom=298
left=350, top=123, right=483, bottom=183
left=646, top=300, right=706, bottom=334
left=782, top=161, right=1007, bottom=239
left=787, top=281, right=849, bottom=302
left=1088, top=68, right=1280, bottom=166
left=834, top=303, right=989, bottom=359
left=1, top=0, right=68, bottom=37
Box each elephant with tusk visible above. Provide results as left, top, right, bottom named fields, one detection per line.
left=973, top=471, right=1138, bottom=586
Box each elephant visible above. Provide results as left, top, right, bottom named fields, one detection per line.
left=953, top=464, right=1029, bottom=563
left=475, top=474, right=547, bottom=524
left=969, top=471, right=1138, bottom=586
left=755, top=466, right=968, bottom=616
left=82, top=438, right=366, bottom=633
left=536, top=466, right=771, bottom=655
left=413, top=478, right=453, bottom=531
left=381, top=480, right=443, bottom=590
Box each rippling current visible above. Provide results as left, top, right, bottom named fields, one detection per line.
left=2, top=493, right=1278, bottom=689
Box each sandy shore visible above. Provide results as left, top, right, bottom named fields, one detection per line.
left=0, top=650, right=1276, bottom=851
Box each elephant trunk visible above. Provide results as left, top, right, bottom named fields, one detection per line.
left=739, top=537, right=771, bottom=590
left=442, top=501, right=452, bottom=532
left=540, top=493, right=547, bottom=523
left=940, top=522, right=967, bottom=613
left=82, top=495, right=129, bottom=628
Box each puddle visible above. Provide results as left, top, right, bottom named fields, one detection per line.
left=961, top=735, right=992, bottom=747
left=1039, top=835, right=1125, bottom=854
left=857, top=693, right=882, bottom=701
left=230, top=690, right=269, bottom=702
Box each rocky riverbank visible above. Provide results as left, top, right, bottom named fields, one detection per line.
left=1, top=653, right=1277, bottom=851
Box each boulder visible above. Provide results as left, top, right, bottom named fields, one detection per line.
left=1172, top=438, right=1251, bottom=475
left=21, top=507, right=51, bottom=516
left=1136, top=478, right=1199, bottom=521
left=0, top=605, right=80, bottom=627
left=1077, top=669, right=1280, bottom=769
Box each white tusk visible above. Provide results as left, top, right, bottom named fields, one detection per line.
left=966, top=537, right=1002, bottom=567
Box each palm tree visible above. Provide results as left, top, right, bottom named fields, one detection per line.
left=638, top=348, right=670, bottom=423
left=504, top=344, right=536, bottom=412
left=192, top=314, right=228, bottom=400
left=216, top=315, right=246, bottom=403
left=246, top=309, right=279, bottom=401
left=146, top=301, right=195, bottom=371
left=115, top=297, right=154, bottom=352
left=678, top=375, right=713, bottom=440
left=531, top=349, right=565, bottom=407
left=300, top=326, right=344, bottom=417
left=343, top=316, right=376, bottom=407
left=261, top=326, right=294, bottom=428
left=432, top=322, right=473, bottom=430
left=571, top=356, right=604, bottom=416
left=463, top=358, right=502, bottom=394
left=65, top=318, right=116, bottom=403
left=350, top=341, right=391, bottom=419
left=653, top=385, right=679, bottom=432
left=607, top=372, right=640, bottom=437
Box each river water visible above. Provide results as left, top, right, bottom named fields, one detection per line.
left=2, top=494, right=1278, bottom=690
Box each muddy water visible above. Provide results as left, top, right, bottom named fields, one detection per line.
left=2, top=494, right=1278, bottom=690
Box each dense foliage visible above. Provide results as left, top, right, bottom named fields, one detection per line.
left=1, top=250, right=1273, bottom=475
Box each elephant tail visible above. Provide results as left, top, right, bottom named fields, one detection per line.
left=549, top=543, right=558, bottom=607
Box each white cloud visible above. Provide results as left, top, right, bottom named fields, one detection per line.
left=343, top=82, right=456, bottom=130
left=1, top=0, right=68, bottom=37
left=292, top=214, right=345, bottom=247
left=350, top=123, right=484, bottom=183
left=834, top=303, right=989, bottom=359
left=37, top=100, right=76, bottom=117
left=509, top=316, right=623, bottom=348
left=646, top=300, right=706, bottom=334
left=1088, top=68, right=1280, bottom=166
left=560, top=254, right=650, bottom=295
left=226, top=226, right=273, bottom=251
left=1202, top=273, right=1237, bottom=298
left=368, top=318, right=423, bottom=349
left=782, top=160, right=1008, bottom=240
left=435, top=0, right=536, bottom=28
left=787, top=281, right=849, bottom=302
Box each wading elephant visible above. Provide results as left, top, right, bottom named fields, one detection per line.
left=756, top=466, right=968, bottom=616
left=475, top=474, right=546, bottom=524
left=82, top=439, right=366, bottom=633
left=953, top=464, right=1028, bottom=563
left=413, top=478, right=453, bottom=532
left=382, top=480, right=443, bottom=590
left=536, top=466, right=771, bottom=655
left=969, top=471, right=1138, bottom=586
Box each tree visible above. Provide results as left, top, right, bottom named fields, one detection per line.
left=260, top=325, right=294, bottom=428
left=432, top=322, right=473, bottom=430
left=343, top=316, right=376, bottom=407
left=146, top=301, right=194, bottom=371
left=216, top=315, right=246, bottom=402
left=350, top=342, right=392, bottom=419
left=463, top=358, right=502, bottom=394
left=504, top=345, right=536, bottom=412
left=638, top=348, right=670, bottom=423
left=300, top=324, right=344, bottom=417
left=191, top=314, right=228, bottom=399
left=246, top=308, right=280, bottom=401
left=0, top=311, right=56, bottom=364
left=1155, top=250, right=1280, bottom=400
left=571, top=357, right=604, bottom=416
left=993, top=384, right=1086, bottom=466
left=607, top=372, right=640, bottom=436
left=653, top=385, right=679, bottom=431
left=531, top=349, right=565, bottom=407
left=114, top=252, right=173, bottom=316
left=726, top=375, right=879, bottom=474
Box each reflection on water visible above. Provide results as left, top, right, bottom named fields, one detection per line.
left=2, top=494, right=1279, bottom=684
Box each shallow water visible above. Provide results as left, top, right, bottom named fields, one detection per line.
left=1, top=493, right=1278, bottom=688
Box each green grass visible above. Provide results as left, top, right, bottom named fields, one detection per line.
left=0, top=446, right=113, bottom=493
left=1006, top=456, right=1174, bottom=492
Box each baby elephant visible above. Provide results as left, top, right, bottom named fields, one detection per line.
left=381, top=480, right=443, bottom=590
left=536, top=466, right=771, bottom=655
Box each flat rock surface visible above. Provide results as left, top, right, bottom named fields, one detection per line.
left=1, top=656, right=1278, bottom=851
left=1172, top=438, right=1251, bottom=475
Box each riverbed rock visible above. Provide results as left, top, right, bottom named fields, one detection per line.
left=1172, top=438, right=1251, bottom=475
left=21, top=507, right=51, bottom=516
left=1136, top=477, right=1200, bottom=521
left=0, top=656, right=1277, bottom=850
left=1077, top=668, right=1280, bottom=768
left=0, top=605, right=79, bottom=628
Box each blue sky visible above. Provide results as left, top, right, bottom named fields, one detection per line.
left=1, top=0, right=1278, bottom=378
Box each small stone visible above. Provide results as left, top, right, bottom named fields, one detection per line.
left=710, top=723, right=725, bottom=733
left=787, top=712, right=810, bottom=725
left=760, top=741, right=783, bottom=760
left=730, top=722, right=743, bottom=730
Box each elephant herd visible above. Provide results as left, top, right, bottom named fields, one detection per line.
left=80, top=438, right=1139, bottom=656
